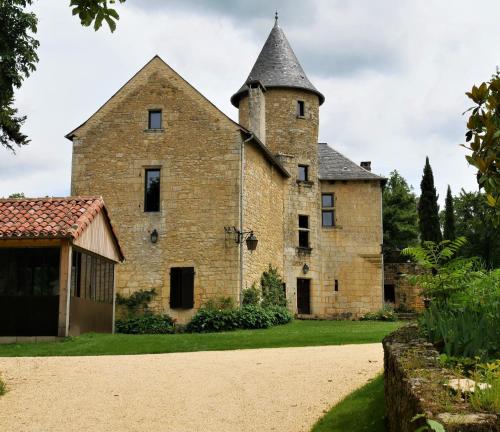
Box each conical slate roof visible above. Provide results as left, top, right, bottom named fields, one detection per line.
left=231, top=21, right=324, bottom=107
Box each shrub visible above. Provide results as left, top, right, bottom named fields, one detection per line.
left=242, top=284, right=261, bottom=306
left=116, top=288, right=157, bottom=316
left=361, top=303, right=397, bottom=321
left=203, top=296, right=236, bottom=310
left=237, top=305, right=274, bottom=329
left=186, top=308, right=239, bottom=333
left=265, top=304, right=293, bottom=325
left=261, top=265, right=287, bottom=307
left=115, top=313, right=175, bottom=334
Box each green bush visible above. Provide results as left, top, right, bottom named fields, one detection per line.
left=115, top=313, right=175, bottom=334
left=186, top=308, right=239, bottom=333
left=242, top=284, right=261, bottom=306
left=187, top=304, right=293, bottom=333
left=265, top=304, right=293, bottom=325
left=203, top=296, right=236, bottom=310
left=360, top=303, right=397, bottom=322
left=261, top=265, right=287, bottom=307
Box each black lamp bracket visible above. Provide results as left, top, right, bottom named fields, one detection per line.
left=224, top=226, right=254, bottom=244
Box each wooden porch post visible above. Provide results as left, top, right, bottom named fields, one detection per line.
left=112, top=264, right=116, bottom=334
left=58, top=240, right=72, bottom=337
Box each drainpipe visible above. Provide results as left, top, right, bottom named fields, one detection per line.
left=240, top=133, right=254, bottom=305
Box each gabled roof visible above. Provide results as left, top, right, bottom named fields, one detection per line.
left=318, top=143, right=384, bottom=181
left=0, top=197, right=124, bottom=260
left=231, top=21, right=324, bottom=107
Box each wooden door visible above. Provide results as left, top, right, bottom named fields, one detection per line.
left=297, top=278, right=311, bottom=314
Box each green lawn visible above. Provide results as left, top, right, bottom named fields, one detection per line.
left=0, top=320, right=400, bottom=357
left=311, top=374, right=386, bottom=432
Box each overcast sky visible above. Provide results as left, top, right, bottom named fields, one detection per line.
left=2, top=0, right=499, bottom=203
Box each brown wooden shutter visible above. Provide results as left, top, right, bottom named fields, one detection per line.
left=170, top=268, right=182, bottom=308
left=181, top=267, right=194, bottom=309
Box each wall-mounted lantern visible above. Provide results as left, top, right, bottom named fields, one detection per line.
left=302, top=263, right=309, bottom=274
left=150, top=229, right=159, bottom=244
left=224, top=226, right=258, bottom=252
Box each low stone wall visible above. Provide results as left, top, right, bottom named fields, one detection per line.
left=383, top=325, right=499, bottom=432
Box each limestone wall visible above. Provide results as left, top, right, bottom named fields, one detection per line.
left=71, top=57, right=242, bottom=322
left=318, top=180, right=384, bottom=318
left=242, top=142, right=285, bottom=288
left=384, top=325, right=499, bottom=431
left=384, top=262, right=425, bottom=311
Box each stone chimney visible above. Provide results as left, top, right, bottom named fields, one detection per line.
left=247, top=81, right=266, bottom=144
left=360, top=161, right=371, bottom=171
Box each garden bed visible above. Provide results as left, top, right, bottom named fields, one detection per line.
left=383, top=325, right=499, bottom=432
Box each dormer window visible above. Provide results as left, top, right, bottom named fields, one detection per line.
left=148, top=110, right=162, bottom=130
left=297, top=100, right=305, bottom=118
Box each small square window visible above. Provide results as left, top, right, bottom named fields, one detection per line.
left=148, top=110, right=162, bottom=129
left=322, top=210, right=334, bottom=227
left=297, top=100, right=305, bottom=117
left=322, top=194, right=333, bottom=208
left=299, top=230, right=309, bottom=248
left=298, top=165, right=308, bottom=182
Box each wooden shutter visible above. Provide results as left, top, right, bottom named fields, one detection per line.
left=170, top=267, right=194, bottom=309
left=181, top=267, right=194, bottom=309
left=170, top=268, right=182, bottom=308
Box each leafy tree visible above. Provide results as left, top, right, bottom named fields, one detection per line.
left=8, top=192, right=25, bottom=198
left=454, top=189, right=500, bottom=268
left=463, top=72, right=500, bottom=218
left=260, top=265, right=287, bottom=308
left=443, top=185, right=456, bottom=240
left=1, top=0, right=124, bottom=152
left=382, top=170, right=419, bottom=258
left=418, top=157, right=442, bottom=243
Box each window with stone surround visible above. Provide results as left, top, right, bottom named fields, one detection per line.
left=298, top=214, right=310, bottom=248
left=322, top=193, right=335, bottom=227
left=148, top=110, right=162, bottom=129
left=297, top=100, right=305, bottom=118
left=298, top=165, right=308, bottom=182
left=144, top=169, right=160, bottom=212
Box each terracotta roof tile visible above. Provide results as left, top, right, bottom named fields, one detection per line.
left=1, top=196, right=102, bottom=240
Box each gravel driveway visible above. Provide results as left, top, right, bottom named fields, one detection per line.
left=0, top=344, right=382, bottom=432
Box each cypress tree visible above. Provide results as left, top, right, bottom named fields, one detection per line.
left=418, top=157, right=442, bottom=243
left=443, top=185, right=456, bottom=240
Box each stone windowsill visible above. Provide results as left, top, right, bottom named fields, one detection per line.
left=144, top=128, right=165, bottom=133
left=296, top=180, right=314, bottom=187
left=296, top=246, right=312, bottom=255
left=322, top=225, right=342, bottom=230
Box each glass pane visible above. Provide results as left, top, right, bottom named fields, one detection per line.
left=298, top=215, right=309, bottom=228
left=322, top=194, right=333, bottom=208
left=322, top=211, right=334, bottom=227
left=299, top=230, right=309, bottom=248
left=149, top=111, right=162, bottom=129
left=298, top=165, right=308, bottom=181
left=145, top=169, right=160, bottom=212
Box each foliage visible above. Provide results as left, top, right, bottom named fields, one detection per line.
left=418, top=157, right=442, bottom=243
left=115, top=313, right=175, bottom=334
left=311, top=375, right=386, bottom=432
left=402, top=238, right=470, bottom=300
left=116, top=288, right=156, bottom=316
left=186, top=304, right=291, bottom=333
left=70, top=0, right=125, bottom=32
left=463, top=72, right=500, bottom=220
left=443, top=185, right=456, bottom=241
left=8, top=192, right=25, bottom=198
left=0, top=0, right=39, bottom=151
left=0, top=321, right=401, bottom=356
left=242, top=284, right=261, bottom=306
left=360, top=303, right=398, bottom=321
left=260, top=305, right=293, bottom=325
left=419, top=269, right=500, bottom=360
left=203, top=296, right=235, bottom=311
left=260, top=265, right=287, bottom=307
left=469, top=361, right=500, bottom=413
left=412, top=414, right=445, bottom=432
left=382, top=170, right=419, bottom=258
left=454, top=189, right=500, bottom=268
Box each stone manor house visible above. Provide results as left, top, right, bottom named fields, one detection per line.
left=67, top=20, right=385, bottom=322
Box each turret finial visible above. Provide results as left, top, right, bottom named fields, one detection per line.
left=274, top=10, right=278, bottom=25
